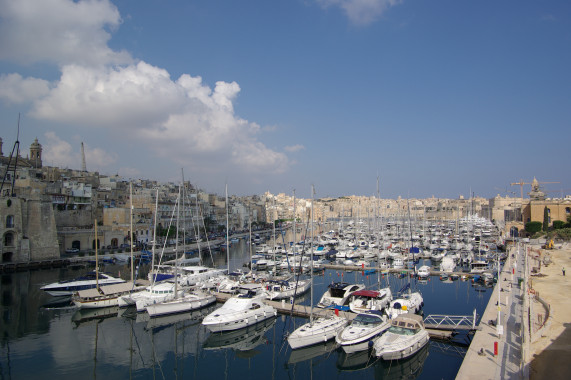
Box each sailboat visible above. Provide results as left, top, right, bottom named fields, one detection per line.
left=287, top=185, right=348, bottom=350
left=145, top=176, right=217, bottom=317
left=72, top=219, right=140, bottom=309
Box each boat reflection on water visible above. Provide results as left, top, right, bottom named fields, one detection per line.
left=71, top=306, right=119, bottom=326
left=287, top=339, right=338, bottom=365
left=336, top=346, right=378, bottom=371
left=41, top=296, right=74, bottom=310
left=144, top=304, right=217, bottom=331
left=337, top=343, right=429, bottom=380
left=203, top=316, right=276, bottom=352
left=377, top=344, right=429, bottom=380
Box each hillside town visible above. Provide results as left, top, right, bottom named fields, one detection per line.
left=1, top=136, right=569, bottom=264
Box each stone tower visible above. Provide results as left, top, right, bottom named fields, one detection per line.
left=29, top=138, right=42, bottom=168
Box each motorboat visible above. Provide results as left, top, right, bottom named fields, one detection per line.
left=348, top=288, right=392, bottom=314
left=386, top=290, right=423, bottom=319
left=263, top=278, right=311, bottom=300
left=117, top=282, right=181, bottom=310
left=317, top=282, right=365, bottom=309
left=336, top=311, right=390, bottom=353
left=440, top=255, right=456, bottom=273
left=202, top=292, right=276, bottom=332
left=287, top=315, right=348, bottom=349
left=373, top=313, right=430, bottom=360
left=40, top=271, right=125, bottom=296
left=416, top=265, right=430, bottom=279
left=178, top=266, right=227, bottom=286
left=146, top=290, right=216, bottom=317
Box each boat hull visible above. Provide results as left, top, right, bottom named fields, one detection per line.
left=202, top=308, right=277, bottom=332
left=288, top=317, right=348, bottom=350
left=146, top=293, right=216, bottom=317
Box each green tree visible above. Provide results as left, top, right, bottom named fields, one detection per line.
left=525, top=221, right=542, bottom=234
left=543, top=206, right=549, bottom=232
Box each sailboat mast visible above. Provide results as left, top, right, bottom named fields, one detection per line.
left=225, top=184, right=230, bottom=274
left=175, top=183, right=181, bottom=297
left=293, top=189, right=296, bottom=256
left=95, top=219, right=99, bottom=288
left=151, top=189, right=158, bottom=274
left=249, top=212, right=252, bottom=273
left=309, top=185, right=315, bottom=325
left=130, top=183, right=134, bottom=282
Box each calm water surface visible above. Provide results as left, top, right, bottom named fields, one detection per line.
left=0, top=238, right=493, bottom=380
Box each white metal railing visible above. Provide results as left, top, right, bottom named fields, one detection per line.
left=424, top=312, right=478, bottom=330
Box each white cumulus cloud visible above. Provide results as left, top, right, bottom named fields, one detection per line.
left=0, top=0, right=291, bottom=185
left=317, top=0, right=402, bottom=25
left=42, top=131, right=117, bottom=170
left=0, top=0, right=131, bottom=66
left=0, top=73, right=51, bottom=104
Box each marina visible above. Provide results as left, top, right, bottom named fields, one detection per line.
left=0, top=221, right=513, bottom=380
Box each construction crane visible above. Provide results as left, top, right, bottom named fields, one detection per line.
left=510, top=178, right=560, bottom=199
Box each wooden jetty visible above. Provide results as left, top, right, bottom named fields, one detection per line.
left=213, top=292, right=461, bottom=339
left=322, top=263, right=477, bottom=279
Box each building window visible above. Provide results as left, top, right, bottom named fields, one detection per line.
left=566, top=207, right=570, bottom=214
left=6, top=215, right=14, bottom=228
left=4, top=232, right=14, bottom=247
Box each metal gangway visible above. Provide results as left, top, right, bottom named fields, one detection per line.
left=424, top=310, right=479, bottom=332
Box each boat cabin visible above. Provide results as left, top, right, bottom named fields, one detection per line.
left=390, top=314, right=424, bottom=334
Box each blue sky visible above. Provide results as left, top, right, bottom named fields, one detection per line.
left=0, top=0, right=569, bottom=199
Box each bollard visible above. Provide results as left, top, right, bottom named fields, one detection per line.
left=494, top=341, right=498, bottom=356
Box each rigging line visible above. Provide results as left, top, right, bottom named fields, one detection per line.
left=289, top=212, right=311, bottom=311
left=152, top=195, right=179, bottom=286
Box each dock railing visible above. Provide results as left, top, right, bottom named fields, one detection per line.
left=424, top=312, right=479, bottom=331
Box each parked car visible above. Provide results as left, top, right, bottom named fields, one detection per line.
left=65, top=248, right=79, bottom=253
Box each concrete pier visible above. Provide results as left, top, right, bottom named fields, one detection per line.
left=456, top=245, right=525, bottom=379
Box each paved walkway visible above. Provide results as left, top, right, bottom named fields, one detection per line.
left=456, top=245, right=524, bottom=379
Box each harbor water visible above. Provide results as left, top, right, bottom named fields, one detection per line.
left=0, top=238, right=494, bottom=380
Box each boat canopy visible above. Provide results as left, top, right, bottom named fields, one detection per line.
left=351, top=290, right=380, bottom=298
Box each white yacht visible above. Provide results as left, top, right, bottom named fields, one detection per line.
left=287, top=315, right=348, bottom=350
left=146, top=290, right=216, bottom=317
left=178, top=266, right=227, bottom=286
left=202, top=293, right=276, bottom=332
left=386, top=291, right=423, bottom=319
left=40, top=271, right=125, bottom=297
left=336, top=311, right=390, bottom=353
left=117, top=282, right=181, bottom=310
left=317, top=282, right=365, bottom=309
left=373, top=313, right=429, bottom=360
left=440, top=255, right=456, bottom=273
left=416, top=265, right=431, bottom=279
left=348, top=288, right=392, bottom=314
left=263, top=278, right=311, bottom=300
